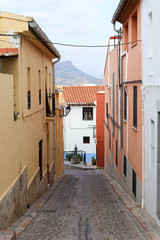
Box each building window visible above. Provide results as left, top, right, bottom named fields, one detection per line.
left=45, top=66, right=48, bottom=91
left=123, top=155, right=127, bottom=177
left=148, top=12, right=153, bottom=57
left=38, top=70, right=41, bottom=105
left=83, top=107, right=93, bottom=120
left=109, top=87, right=111, bottom=108
left=112, top=73, right=115, bottom=137
left=116, top=140, right=118, bottom=166
left=132, top=169, right=136, bottom=198
left=49, top=73, right=51, bottom=94
left=133, top=86, right=137, bottom=128
left=83, top=136, right=90, bottom=144
left=39, top=140, right=43, bottom=181
left=124, top=88, right=127, bottom=121
left=93, top=127, right=96, bottom=138
left=132, top=11, right=137, bottom=43
left=124, top=23, right=128, bottom=51
left=151, top=120, right=155, bottom=170
left=106, top=103, right=108, bottom=118
left=109, top=129, right=111, bottom=150
left=116, top=85, right=118, bottom=113
left=27, top=67, right=31, bottom=109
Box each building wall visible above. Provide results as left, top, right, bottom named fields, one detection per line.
left=142, top=0, right=160, bottom=220
left=104, top=42, right=123, bottom=179
left=104, top=0, right=142, bottom=203
left=0, top=13, right=60, bottom=229
left=55, top=91, right=64, bottom=179
left=63, top=105, right=96, bottom=161
left=96, top=92, right=105, bottom=168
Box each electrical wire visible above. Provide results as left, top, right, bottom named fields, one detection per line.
left=0, top=39, right=19, bottom=44
left=0, top=33, right=142, bottom=48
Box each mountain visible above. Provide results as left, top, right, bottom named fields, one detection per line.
left=55, top=61, right=104, bottom=86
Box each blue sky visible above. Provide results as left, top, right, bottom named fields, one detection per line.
left=0, top=0, right=120, bottom=78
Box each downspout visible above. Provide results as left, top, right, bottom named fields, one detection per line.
left=52, top=58, right=60, bottom=178
left=113, top=22, right=123, bottom=150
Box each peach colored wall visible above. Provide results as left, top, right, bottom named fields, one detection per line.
left=96, top=92, right=105, bottom=168
left=122, top=0, right=142, bottom=182
left=104, top=43, right=122, bottom=177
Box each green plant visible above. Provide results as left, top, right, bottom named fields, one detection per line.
left=66, top=153, right=74, bottom=161
left=77, top=154, right=82, bottom=161
left=92, top=156, right=97, bottom=165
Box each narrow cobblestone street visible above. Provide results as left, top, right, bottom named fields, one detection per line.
left=10, top=168, right=154, bottom=240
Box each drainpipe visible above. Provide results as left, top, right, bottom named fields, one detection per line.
left=52, top=58, right=60, bottom=178
left=113, top=22, right=123, bottom=150
left=113, top=24, right=123, bottom=35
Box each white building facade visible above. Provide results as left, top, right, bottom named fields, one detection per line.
left=63, top=105, right=97, bottom=161
left=63, top=86, right=104, bottom=162
left=142, top=0, right=160, bottom=221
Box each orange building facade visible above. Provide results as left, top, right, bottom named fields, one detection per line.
left=96, top=91, right=105, bottom=168
left=104, top=0, right=142, bottom=202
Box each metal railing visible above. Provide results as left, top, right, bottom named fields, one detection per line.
left=46, top=92, right=56, bottom=117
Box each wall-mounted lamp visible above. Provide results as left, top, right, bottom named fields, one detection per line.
left=60, top=104, right=71, bottom=117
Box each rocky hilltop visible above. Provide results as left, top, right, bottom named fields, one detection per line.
left=55, top=61, right=104, bottom=86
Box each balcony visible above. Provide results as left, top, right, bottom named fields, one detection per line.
left=46, top=92, right=56, bottom=122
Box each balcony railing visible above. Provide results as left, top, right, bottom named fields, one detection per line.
left=46, top=91, right=56, bottom=118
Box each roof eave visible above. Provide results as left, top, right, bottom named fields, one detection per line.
left=29, top=19, right=61, bottom=59
left=111, top=0, right=128, bottom=24
left=111, top=0, right=138, bottom=24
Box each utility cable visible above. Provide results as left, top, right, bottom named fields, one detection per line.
left=0, top=33, right=142, bottom=48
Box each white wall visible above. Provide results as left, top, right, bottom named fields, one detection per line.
left=142, top=0, right=160, bottom=220
left=63, top=105, right=96, bottom=160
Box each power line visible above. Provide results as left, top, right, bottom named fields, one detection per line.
left=0, top=33, right=142, bottom=48
left=0, top=39, right=19, bottom=44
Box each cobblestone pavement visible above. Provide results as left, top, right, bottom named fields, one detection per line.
left=12, top=168, right=153, bottom=240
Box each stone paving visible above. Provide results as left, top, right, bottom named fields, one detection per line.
left=6, top=167, right=160, bottom=240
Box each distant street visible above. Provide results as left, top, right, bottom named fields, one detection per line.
left=15, top=168, right=151, bottom=240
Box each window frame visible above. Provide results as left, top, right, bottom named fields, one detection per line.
left=124, top=87, right=127, bottom=121
left=123, top=154, right=127, bottom=177
left=133, top=86, right=137, bottom=129
left=82, top=107, right=93, bottom=121
left=39, top=140, right=43, bottom=181
left=132, top=10, right=138, bottom=44
left=83, top=136, right=90, bottom=144
left=132, top=169, right=136, bottom=198
left=150, top=119, right=155, bottom=171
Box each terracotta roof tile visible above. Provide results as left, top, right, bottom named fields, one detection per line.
left=0, top=48, right=18, bottom=56
left=63, top=86, right=105, bottom=104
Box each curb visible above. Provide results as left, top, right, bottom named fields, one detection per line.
left=64, top=161, right=97, bottom=170
left=103, top=173, right=160, bottom=240
left=0, top=231, right=15, bottom=240
left=8, top=174, right=66, bottom=239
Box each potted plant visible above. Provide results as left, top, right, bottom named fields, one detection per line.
left=92, top=156, right=96, bottom=165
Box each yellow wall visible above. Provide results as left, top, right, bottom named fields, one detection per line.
left=0, top=39, right=54, bottom=198
left=0, top=12, right=63, bottom=228
left=0, top=12, right=30, bottom=48
left=55, top=91, right=64, bottom=178
left=0, top=73, right=14, bottom=197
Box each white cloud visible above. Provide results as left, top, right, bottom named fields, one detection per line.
left=0, top=0, right=120, bottom=77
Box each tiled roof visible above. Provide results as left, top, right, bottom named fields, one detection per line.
left=63, top=86, right=105, bottom=104
left=0, top=48, right=18, bottom=56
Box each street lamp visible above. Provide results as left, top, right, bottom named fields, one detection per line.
left=60, top=104, right=71, bottom=117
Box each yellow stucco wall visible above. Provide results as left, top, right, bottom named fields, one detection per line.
left=55, top=91, right=64, bottom=179
left=0, top=13, right=54, bottom=204
left=0, top=12, right=63, bottom=228
left=0, top=73, right=14, bottom=197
